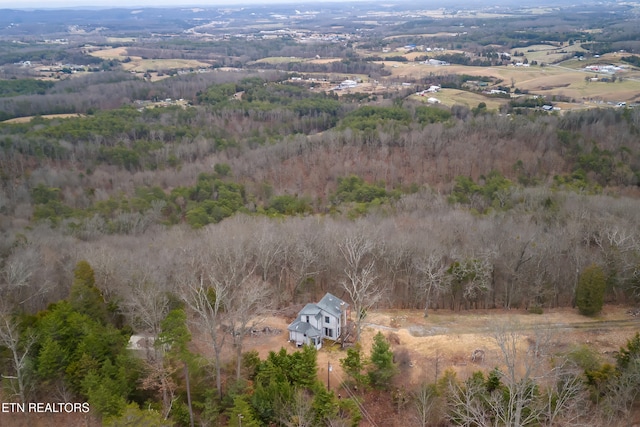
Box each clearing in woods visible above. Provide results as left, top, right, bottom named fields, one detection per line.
left=239, top=306, right=639, bottom=426
left=242, top=305, right=639, bottom=390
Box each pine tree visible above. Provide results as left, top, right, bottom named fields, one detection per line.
left=228, top=396, right=260, bottom=427
left=69, top=260, right=108, bottom=323
left=340, top=343, right=367, bottom=385
left=368, top=332, right=396, bottom=389
left=575, top=264, right=606, bottom=316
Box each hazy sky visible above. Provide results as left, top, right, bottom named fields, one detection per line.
left=0, top=0, right=328, bottom=7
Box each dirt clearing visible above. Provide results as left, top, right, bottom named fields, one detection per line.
left=241, top=305, right=639, bottom=389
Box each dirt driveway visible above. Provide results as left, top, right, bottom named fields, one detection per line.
left=243, top=305, right=640, bottom=388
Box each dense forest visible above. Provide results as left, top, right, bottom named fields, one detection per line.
left=1, top=1, right=640, bottom=423
left=1, top=71, right=639, bottom=425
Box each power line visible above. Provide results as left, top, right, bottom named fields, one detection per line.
left=330, top=369, right=378, bottom=427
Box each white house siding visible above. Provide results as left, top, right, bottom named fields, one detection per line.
left=288, top=293, right=350, bottom=348
left=289, top=329, right=322, bottom=349
left=300, top=314, right=322, bottom=331
left=321, top=314, right=340, bottom=339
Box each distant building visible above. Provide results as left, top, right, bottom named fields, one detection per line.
left=337, top=79, right=358, bottom=90
left=425, top=59, right=449, bottom=66
left=416, top=86, right=441, bottom=97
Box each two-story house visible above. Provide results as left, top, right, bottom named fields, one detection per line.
left=287, top=293, right=350, bottom=349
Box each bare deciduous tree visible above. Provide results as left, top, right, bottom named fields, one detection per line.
left=181, top=219, right=266, bottom=393
left=251, top=218, right=284, bottom=285
left=445, top=374, right=492, bottom=427
left=140, top=359, right=179, bottom=420
left=542, top=360, right=590, bottom=427
left=412, top=383, right=440, bottom=427
left=0, top=305, right=35, bottom=404
left=1, top=244, right=48, bottom=308
left=120, top=271, right=170, bottom=360
left=337, top=225, right=383, bottom=343
left=490, top=320, right=554, bottom=427
left=226, top=275, right=273, bottom=381
left=278, top=388, right=315, bottom=427
left=282, top=219, right=323, bottom=304
left=413, top=253, right=450, bottom=317
left=181, top=265, right=227, bottom=399
left=599, top=358, right=640, bottom=424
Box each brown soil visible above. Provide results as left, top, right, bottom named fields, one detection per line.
left=225, top=306, right=640, bottom=390
left=2, top=306, right=637, bottom=426
left=240, top=305, right=640, bottom=426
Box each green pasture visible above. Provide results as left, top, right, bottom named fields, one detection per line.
left=514, top=43, right=586, bottom=64
left=254, top=56, right=304, bottom=64
left=412, top=88, right=508, bottom=111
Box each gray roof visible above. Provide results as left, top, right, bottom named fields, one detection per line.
left=316, top=292, right=348, bottom=319
left=287, top=320, right=322, bottom=337
left=299, top=303, right=322, bottom=316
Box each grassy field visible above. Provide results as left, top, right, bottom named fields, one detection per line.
left=106, top=37, right=136, bottom=43
left=382, top=60, right=640, bottom=104
left=305, top=58, right=342, bottom=64
left=384, top=32, right=460, bottom=40
left=254, top=56, right=304, bottom=64
left=120, top=59, right=211, bottom=72
left=85, top=41, right=640, bottom=105
left=385, top=61, right=568, bottom=83
left=520, top=6, right=561, bottom=14
left=512, top=43, right=587, bottom=64
left=254, top=57, right=343, bottom=65
left=2, top=113, right=85, bottom=123
left=412, top=88, right=508, bottom=111
left=89, top=47, right=210, bottom=72
left=89, top=46, right=131, bottom=60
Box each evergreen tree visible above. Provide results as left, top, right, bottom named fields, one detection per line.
left=615, top=332, right=640, bottom=371
left=69, top=260, right=108, bottom=323
left=228, top=396, right=260, bottom=427
left=368, top=332, right=396, bottom=389
left=104, top=403, right=172, bottom=427
left=576, top=264, right=606, bottom=316
left=340, top=343, right=367, bottom=385
left=156, top=308, right=195, bottom=425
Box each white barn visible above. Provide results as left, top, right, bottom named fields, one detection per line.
left=338, top=79, right=358, bottom=89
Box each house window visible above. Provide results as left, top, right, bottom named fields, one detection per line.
left=324, top=328, right=333, bottom=338
left=325, top=316, right=330, bottom=324
left=305, top=316, right=310, bottom=323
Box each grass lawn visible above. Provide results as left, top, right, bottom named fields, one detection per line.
left=412, top=88, right=508, bottom=111
left=513, top=43, right=587, bottom=63
left=2, top=113, right=85, bottom=123
left=120, top=59, right=211, bottom=72
left=254, top=56, right=304, bottom=64
left=89, top=46, right=130, bottom=60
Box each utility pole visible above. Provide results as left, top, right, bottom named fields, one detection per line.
left=238, top=413, right=244, bottom=427
left=327, top=361, right=332, bottom=391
